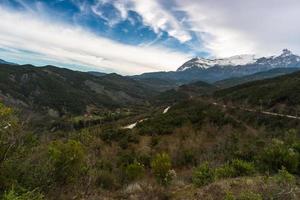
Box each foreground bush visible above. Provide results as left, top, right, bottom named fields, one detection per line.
left=3, top=188, right=44, bottom=200
left=151, top=153, right=174, bottom=186
left=258, top=139, right=299, bottom=173
left=216, top=159, right=255, bottom=179
left=192, top=162, right=215, bottom=187
left=48, top=140, right=86, bottom=184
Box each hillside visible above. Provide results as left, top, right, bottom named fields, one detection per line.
left=215, top=70, right=300, bottom=114
left=153, top=80, right=216, bottom=105
left=2, top=97, right=299, bottom=199
left=215, top=68, right=300, bottom=88
left=0, top=64, right=157, bottom=116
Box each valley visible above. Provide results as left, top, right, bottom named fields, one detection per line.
left=1, top=1, right=299, bottom=199
left=1, top=51, right=300, bottom=200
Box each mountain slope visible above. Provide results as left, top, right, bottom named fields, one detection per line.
left=215, top=70, right=300, bottom=113
left=0, top=64, right=157, bottom=115
left=214, top=67, right=300, bottom=88
left=153, top=80, right=216, bottom=105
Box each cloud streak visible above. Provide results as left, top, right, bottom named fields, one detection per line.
left=0, top=6, right=191, bottom=74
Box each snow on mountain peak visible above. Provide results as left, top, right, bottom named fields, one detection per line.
left=177, top=54, right=257, bottom=71
left=177, top=49, right=300, bottom=72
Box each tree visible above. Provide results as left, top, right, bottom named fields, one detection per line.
left=48, top=140, right=86, bottom=184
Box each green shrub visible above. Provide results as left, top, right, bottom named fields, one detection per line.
left=216, top=159, right=255, bottom=179
left=274, top=167, right=296, bottom=187
left=3, top=188, right=44, bottom=200
left=215, top=163, right=236, bottom=179
left=125, top=162, right=145, bottom=182
left=258, top=139, right=299, bottom=173
left=230, top=159, right=255, bottom=177
left=151, top=153, right=173, bottom=186
left=48, top=140, right=86, bottom=184
left=224, top=192, right=235, bottom=200
left=268, top=168, right=298, bottom=199
left=192, top=162, right=215, bottom=187
left=239, top=191, right=262, bottom=200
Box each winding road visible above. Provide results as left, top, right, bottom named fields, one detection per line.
left=212, top=102, right=300, bottom=120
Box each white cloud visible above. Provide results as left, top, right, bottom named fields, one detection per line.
left=107, top=0, right=192, bottom=43
left=176, top=0, right=300, bottom=57
left=0, top=6, right=191, bottom=74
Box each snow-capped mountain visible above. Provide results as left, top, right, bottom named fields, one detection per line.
left=135, top=49, right=300, bottom=84
left=177, top=49, right=300, bottom=72
left=177, top=54, right=257, bottom=71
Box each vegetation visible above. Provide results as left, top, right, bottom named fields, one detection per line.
left=1, top=66, right=300, bottom=199
left=215, top=70, right=300, bottom=115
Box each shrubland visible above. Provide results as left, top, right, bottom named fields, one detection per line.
left=0, top=99, right=299, bottom=199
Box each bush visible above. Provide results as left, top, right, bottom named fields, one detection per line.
left=239, top=191, right=262, bottom=200
left=216, top=159, right=255, bottom=179
left=3, top=188, right=44, bottom=200
left=151, top=153, right=173, bottom=186
left=230, top=159, right=255, bottom=177
left=215, top=163, right=236, bottom=179
left=125, top=161, right=145, bottom=182
left=258, top=139, right=299, bottom=173
left=274, top=167, right=296, bottom=190
left=192, top=162, right=215, bottom=187
left=48, top=140, right=86, bottom=184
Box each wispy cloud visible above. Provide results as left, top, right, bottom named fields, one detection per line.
left=0, top=6, right=191, bottom=74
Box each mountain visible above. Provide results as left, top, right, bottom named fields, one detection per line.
left=134, top=49, right=300, bottom=84
left=177, top=49, right=299, bottom=72
left=177, top=54, right=257, bottom=71
left=0, top=64, right=157, bottom=116
left=88, top=71, right=107, bottom=77
left=0, top=59, right=16, bottom=65
left=214, top=67, right=300, bottom=88
left=215, top=70, right=300, bottom=114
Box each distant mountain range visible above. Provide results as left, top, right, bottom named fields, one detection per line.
left=134, top=49, right=300, bottom=83
left=0, top=64, right=159, bottom=116
left=1, top=49, right=300, bottom=117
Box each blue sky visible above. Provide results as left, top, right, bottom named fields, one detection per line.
left=0, top=0, right=300, bottom=74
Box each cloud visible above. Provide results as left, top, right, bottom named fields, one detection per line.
left=93, top=0, right=192, bottom=43
left=0, top=6, right=191, bottom=74
left=127, top=0, right=192, bottom=43
left=175, top=0, right=300, bottom=57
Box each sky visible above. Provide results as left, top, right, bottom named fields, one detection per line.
left=0, top=0, right=300, bottom=75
